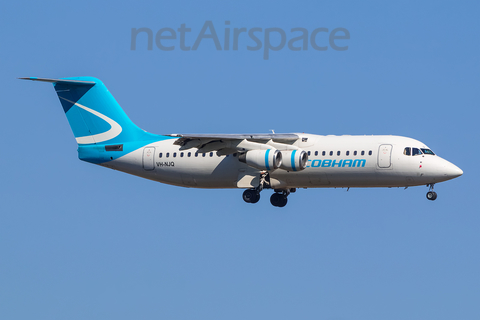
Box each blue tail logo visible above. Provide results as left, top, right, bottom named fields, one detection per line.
left=58, top=96, right=123, bottom=144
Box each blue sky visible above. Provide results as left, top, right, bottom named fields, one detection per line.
left=1, top=1, right=479, bottom=319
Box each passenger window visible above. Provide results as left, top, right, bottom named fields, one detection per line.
left=361, top=151, right=365, bottom=156
left=166, top=153, right=170, bottom=158
left=315, top=151, right=318, bottom=156
left=329, top=151, right=333, bottom=156
left=173, top=152, right=177, bottom=157
left=369, top=150, right=372, bottom=156
left=354, top=151, right=357, bottom=156
left=202, top=153, right=206, bottom=157
left=195, top=152, right=198, bottom=157
left=337, top=151, right=341, bottom=156
left=180, top=152, right=184, bottom=157
left=210, top=152, right=213, bottom=157
left=346, top=151, right=349, bottom=156
left=322, top=151, right=326, bottom=156
left=188, top=152, right=191, bottom=157
left=404, top=147, right=411, bottom=156
left=159, top=153, right=163, bottom=158
left=308, top=151, right=311, bottom=156
left=412, top=148, right=423, bottom=156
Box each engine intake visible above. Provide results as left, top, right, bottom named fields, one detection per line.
left=238, top=149, right=282, bottom=171
left=279, top=150, right=308, bottom=171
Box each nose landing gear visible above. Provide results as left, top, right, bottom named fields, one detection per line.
left=426, top=183, right=437, bottom=201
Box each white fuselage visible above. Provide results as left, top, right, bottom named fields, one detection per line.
left=102, top=134, right=462, bottom=190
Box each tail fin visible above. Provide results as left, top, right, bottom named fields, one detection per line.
left=21, top=77, right=166, bottom=163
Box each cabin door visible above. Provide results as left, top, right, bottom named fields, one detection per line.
left=143, top=147, right=155, bottom=170
left=377, top=144, right=392, bottom=168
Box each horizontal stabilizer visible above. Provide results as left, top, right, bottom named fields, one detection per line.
left=19, top=77, right=95, bottom=85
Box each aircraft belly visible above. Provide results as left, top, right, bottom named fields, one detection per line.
left=270, top=171, right=311, bottom=188
left=158, top=157, right=241, bottom=188
left=327, top=170, right=379, bottom=187
left=302, top=166, right=406, bottom=188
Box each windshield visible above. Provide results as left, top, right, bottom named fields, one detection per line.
left=421, top=148, right=435, bottom=155
left=412, top=148, right=423, bottom=156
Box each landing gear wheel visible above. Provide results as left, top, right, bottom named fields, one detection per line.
left=251, top=192, right=260, bottom=204
left=426, top=183, right=437, bottom=201
left=270, top=193, right=288, bottom=207
left=243, top=189, right=260, bottom=203
left=426, top=191, right=437, bottom=201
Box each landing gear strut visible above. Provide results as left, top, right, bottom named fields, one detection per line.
left=426, top=183, right=437, bottom=201
left=242, top=172, right=268, bottom=204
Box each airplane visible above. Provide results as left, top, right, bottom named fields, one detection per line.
left=20, top=76, right=463, bottom=207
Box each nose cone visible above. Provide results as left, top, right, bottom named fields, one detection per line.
left=445, top=162, right=463, bottom=180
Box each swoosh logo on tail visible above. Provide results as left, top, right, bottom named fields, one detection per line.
left=60, top=97, right=122, bottom=144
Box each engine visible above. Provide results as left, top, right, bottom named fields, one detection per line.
left=279, top=150, right=308, bottom=171
left=238, top=149, right=282, bottom=171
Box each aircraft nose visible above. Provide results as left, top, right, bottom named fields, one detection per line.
left=445, top=162, right=463, bottom=179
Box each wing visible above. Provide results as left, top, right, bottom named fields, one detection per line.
left=166, top=133, right=301, bottom=155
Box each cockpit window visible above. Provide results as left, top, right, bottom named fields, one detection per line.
left=412, top=148, right=423, bottom=156
left=404, top=147, right=411, bottom=156
left=421, top=148, right=435, bottom=155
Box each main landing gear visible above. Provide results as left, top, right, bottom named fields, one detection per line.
left=270, top=190, right=290, bottom=207
left=242, top=172, right=295, bottom=207
left=243, top=189, right=260, bottom=203
left=242, top=172, right=266, bottom=204
left=243, top=188, right=295, bottom=207
left=426, top=183, right=437, bottom=201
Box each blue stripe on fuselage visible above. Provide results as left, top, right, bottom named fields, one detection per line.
left=265, top=149, right=271, bottom=170
left=291, top=149, right=297, bottom=171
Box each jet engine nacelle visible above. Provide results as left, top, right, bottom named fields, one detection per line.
left=238, top=149, right=282, bottom=171
left=279, top=150, right=308, bottom=171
